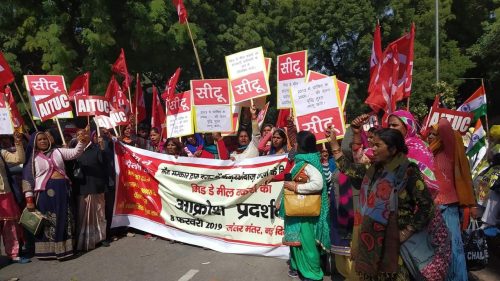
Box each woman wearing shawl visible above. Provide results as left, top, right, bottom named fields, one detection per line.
left=258, top=128, right=288, bottom=156
left=22, top=129, right=89, bottom=260
left=230, top=106, right=261, bottom=161
left=144, top=127, right=165, bottom=153
left=257, top=123, right=274, bottom=155
left=0, top=132, right=30, bottom=263
left=427, top=118, right=475, bottom=281
left=183, top=133, right=204, bottom=157
left=279, top=131, right=330, bottom=281
left=388, top=110, right=439, bottom=194
left=353, top=128, right=434, bottom=280
left=74, top=130, right=108, bottom=251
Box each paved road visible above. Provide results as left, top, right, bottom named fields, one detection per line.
left=1, top=233, right=499, bottom=281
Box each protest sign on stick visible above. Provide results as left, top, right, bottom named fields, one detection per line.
left=34, top=92, right=73, bottom=122
left=307, top=71, right=349, bottom=110
left=291, top=77, right=346, bottom=143
left=194, top=105, right=232, bottom=133
left=424, top=101, right=473, bottom=135
left=75, top=96, right=111, bottom=116
left=191, top=79, right=230, bottom=106
left=110, top=108, right=129, bottom=126
left=0, top=93, right=14, bottom=135
left=226, top=47, right=270, bottom=106
left=277, top=50, right=307, bottom=109
left=166, top=91, right=194, bottom=138
left=24, top=75, right=73, bottom=120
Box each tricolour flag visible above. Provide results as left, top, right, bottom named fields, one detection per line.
left=466, top=119, right=486, bottom=158
left=457, top=85, right=487, bottom=122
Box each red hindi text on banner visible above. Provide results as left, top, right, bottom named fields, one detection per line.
left=34, top=92, right=72, bottom=122
left=296, top=108, right=344, bottom=143
left=25, top=75, right=66, bottom=96
left=231, top=72, right=269, bottom=104
left=75, top=96, right=111, bottom=116
left=191, top=79, right=230, bottom=106
left=167, top=91, right=192, bottom=115
left=277, top=51, right=307, bottom=81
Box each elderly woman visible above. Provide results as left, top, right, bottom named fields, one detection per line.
left=0, top=132, right=29, bottom=263
left=22, top=129, right=89, bottom=260
left=164, top=138, right=187, bottom=157
left=279, top=131, right=330, bottom=281
left=74, top=130, right=108, bottom=251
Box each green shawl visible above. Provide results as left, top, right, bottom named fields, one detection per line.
left=279, top=152, right=331, bottom=251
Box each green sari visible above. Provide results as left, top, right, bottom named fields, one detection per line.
left=279, top=152, right=331, bottom=280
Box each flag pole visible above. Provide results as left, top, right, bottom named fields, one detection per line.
left=185, top=20, right=204, bottom=79
left=481, top=78, right=489, bottom=134
left=53, top=116, right=66, bottom=147
left=13, top=82, right=38, bottom=130
left=135, top=73, right=139, bottom=134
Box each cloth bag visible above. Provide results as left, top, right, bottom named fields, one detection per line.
left=400, top=228, right=435, bottom=280
left=19, top=208, right=46, bottom=235
left=462, top=219, right=489, bottom=271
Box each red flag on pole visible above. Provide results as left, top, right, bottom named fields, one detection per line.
left=2, top=86, right=24, bottom=128
left=112, top=48, right=130, bottom=88
left=161, top=67, right=181, bottom=100
left=105, top=75, right=130, bottom=113
left=366, top=23, right=415, bottom=112
left=134, top=75, right=146, bottom=123
left=0, top=52, right=15, bottom=87
left=369, top=23, right=383, bottom=80
left=172, top=0, right=188, bottom=24
left=151, top=85, right=166, bottom=130
left=275, top=108, right=291, bottom=128
left=68, top=72, right=90, bottom=100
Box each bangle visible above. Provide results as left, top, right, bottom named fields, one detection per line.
left=26, top=196, right=34, bottom=204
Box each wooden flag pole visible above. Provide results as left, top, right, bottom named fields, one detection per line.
left=13, top=82, right=38, bottom=130
left=481, top=78, right=490, bottom=134
left=96, top=121, right=100, bottom=137
left=406, top=97, right=410, bottom=110
left=135, top=73, right=139, bottom=134
left=53, top=116, right=66, bottom=147
left=185, top=20, right=204, bottom=79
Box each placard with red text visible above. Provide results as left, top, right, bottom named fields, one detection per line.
left=166, top=91, right=194, bottom=138
left=291, top=77, right=345, bottom=142
left=24, top=75, right=73, bottom=119
left=277, top=50, right=307, bottom=109
left=225, top=47, right=270, bottom=104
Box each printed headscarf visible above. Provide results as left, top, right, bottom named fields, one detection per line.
left=389, top=110, right=439, bottom=194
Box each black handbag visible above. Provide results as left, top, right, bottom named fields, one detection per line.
left=462, top=219, right=489, bottom=271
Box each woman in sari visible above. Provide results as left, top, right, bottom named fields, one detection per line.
left=428, top=118, right=475, bottom=281
left=280, top=131, right=330, bottom=281
left=195, top=133, right=229, bottom=160
left=75, top=130, right=108, bottom=251
left=22, top=129, right=89, bottom=260
left=230, top=106, right=261, bottom=161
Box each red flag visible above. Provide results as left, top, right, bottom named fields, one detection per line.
left=105, top=75, right=130, bottom=113
left=172, top=0, right=188, bottom=24
left=68, top=72, right=90, bottom=99
left=0, top=52, right=15, bottom=87
left=112, top=48, right=130, bottom=88
left=369, top=23, right=383, bottom=80
left=275, top=108, right=291, bottom=128
left=2, top=86, right=24, bottom=128
left=134, top=74, right=146, bottom=123
left=366, top=23, right=415, bottom=112
left=161, top=67, right=181, bottom=100
left=151, top=85, right=166, bottom=131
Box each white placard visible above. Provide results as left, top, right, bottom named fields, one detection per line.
left=291, top=77, right=339, bottom=116
left=166, top=111, right=194, bottom=138
left=194, top=105, right=232, bottom=133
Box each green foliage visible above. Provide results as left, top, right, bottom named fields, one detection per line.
left=1, top=0, right=496, bottom=123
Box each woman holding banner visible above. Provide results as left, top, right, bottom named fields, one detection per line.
left=164, top=138, right=187, bottom=157
left=0, top=132, right=30, bottom=263
left=280, top=131, right=330, bottom=281
left=22, top=129, right=90, bottom=260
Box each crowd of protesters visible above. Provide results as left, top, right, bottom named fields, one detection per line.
left=0, top=104, right=499, bottom=281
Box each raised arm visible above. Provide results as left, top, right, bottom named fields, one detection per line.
left=1, top=133, right=25, bottom=165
